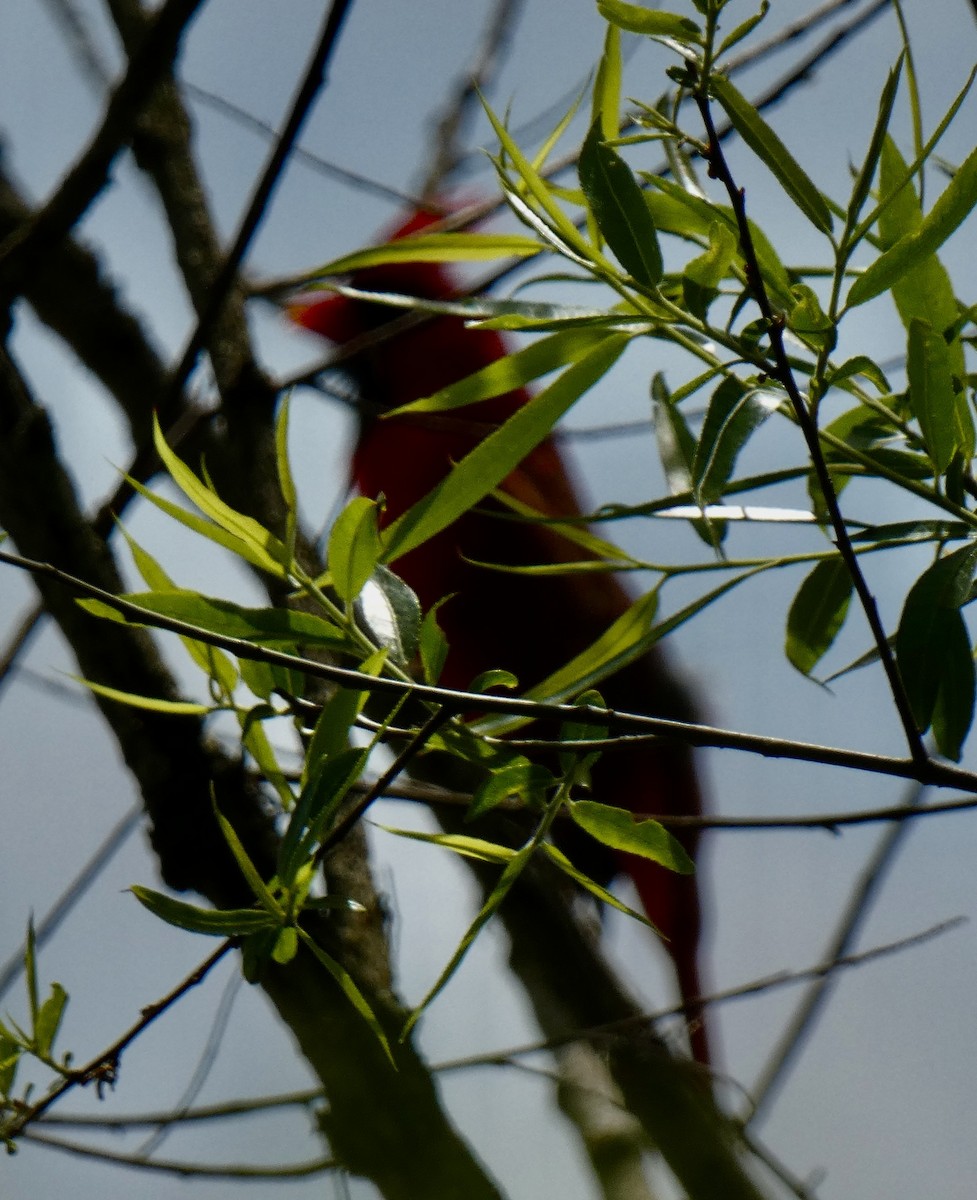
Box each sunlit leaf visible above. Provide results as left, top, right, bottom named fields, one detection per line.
left=130, top=886, right=277, bottom=936
left=569, top=799, right=694, bottom=872
left=710, top=75, right=833, bottom=234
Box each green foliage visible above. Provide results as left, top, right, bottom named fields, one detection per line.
left=23, top=0, right=977, bottom=1080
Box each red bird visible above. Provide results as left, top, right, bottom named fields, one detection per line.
left=291, top=210, right=711, bottom=1062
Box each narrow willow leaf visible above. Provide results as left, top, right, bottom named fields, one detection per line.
left=710, top=75, right=833, bottom=234
left=468, top=761, right=555, bottom=819
left=34, top=984, right=68, bottom=1059
left=304, top=233, right=544, bottom=281
left=579, top=119, right=663, bottom=286
left=377, top=826, right=518, bottom=863
left=846, top=57, right=903, bottom=234
left=302, top=649, right=386, bottom=786
left=329, top=497, right=382, bottom=603
left=717, top=1, right=769, bottom=56
left=240, top=708, right=295, bottom=813
left=785, top=559, right=854, bottom=675
left=121, top=527, right=239, bottom=694
left=72, top=675, right=212, bottom=715
left=295, top=928, right=392, bottom=1062
left=877, top=138, right=965, bottom=378
left=653, top=373, right=725, bottom=549
left=153, top=417, right=290, bottom=574
left=381, top=335, right=630, bottom=562
left=0, top=1033, right=20, bottom=1095
left=907, top=318, right=969, bottom=473
left=692, top=378, right=780, bottom=505
left=653, top=372, right=696, bottom=495
left=279, top=746, right=370, bottom=885
left=275, top=396, right=298, bottom=557
left=597, top=0, right=702, bottom=42
left=213, top=805, right=284, bottom=916
left=419, top=600, right=450, bottom=684
left=482, top=101, right=591, bottom=253
left=569, top=799, right=694, bottom=873
left=823, top=356, right=891, bottom=395
left=592, top=23, right=622, bottom=140
left=539, top=842, right=653, bottom=922
left=896, top=542, right=977, bottom=756
left=392, top=327, right=609, bottom=415
left=124, top=474, right=288, bottom=579
left=849, top=140, right=977, bottom=307
left=682, top=221, right=738, bottom=318
left=403, top=839, right=537, bottom=1037
left=130, top=886, right=277, bottom=936
left=83, top=590, right=349, bottom=652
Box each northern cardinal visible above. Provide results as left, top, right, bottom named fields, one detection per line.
left=290, top=209, right=711, bottom=1062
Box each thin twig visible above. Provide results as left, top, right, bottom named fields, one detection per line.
left=166, top=0, right=356, bottom=401
left=692, top=81, right=927, bottom=766
left=432, top=917, right=963, bottom=1073
left=745, top=776, right=929, bottom=1122
left=3, top=545, right=976, bottom=793
left=0, top=0, right=205, bottom=288
left=3, top=940, right=234, bottom=1140
left=20, top=1129, right=333, bottom=1179
left=0, top=802, right=143, bottom=1002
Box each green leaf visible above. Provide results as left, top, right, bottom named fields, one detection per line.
left=717, top=1, right=769, bottom=56
left=849, top=139, right=977, bottom=307
left=152, top=417, right=291, bottom=576
left=0, top=1032, right=20, bottom=1096
left=538, top=842, right=653, bottom=923
left=391, top=327, right=610, bottom=415
left=785, top=559, right=854, bottom=675
left=579, top=119, right=663, bottom=286
left=592, top=23, right=622, bottom=141
left=823, top=356, right=891, bottom=396
left=482, top=102, right=591, bottom=255
left=34, top=983, right=67, bottom=1059
left=876, top=138, right=965, bottom=381
left=381, top=334, right=629, bottom=562
left=357, top=565, right=421, bottom=664
left=710, top=75, right=833, bottom=234
left=72, top=676, right=212, bottom=715
left=682, top=221, right=738, bottom=319
left=569, top=799, right=694, bottom=873
left=692, top=378, right=779, bottom=505
left=303, top=232, right=544, bottom=280
left=329, top=497, right=383, bottom=603
left=644, top=175, right=795, bottom=307
left=301, top=649, right=385, bottom=787
left=376, top=826, right=518, bottom=864
left=907, top=318, right=971, bottom=473
left=896, top=541, right=977, bottom=758
left=213, top=804, right=284, bottom=916
left=80, top=590, right=349, bottom=652
left=271, top=927, right=299, bottom=965
left=468, top=760, right=555, bottom=819
left=295, top=928, right=393, bottom=1064
left=125, top=474, right=288, bottom=580
left=845, top=57, right=903, bottom=234
left=279, top=746, right=370, bottom=886
left=275, top=396, right=298, bottom=558
left=419, top=600, right=450, bottom=684
left=597, top=0, right=702, bottom=42
left=130, top=886, right=277, bottom=936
